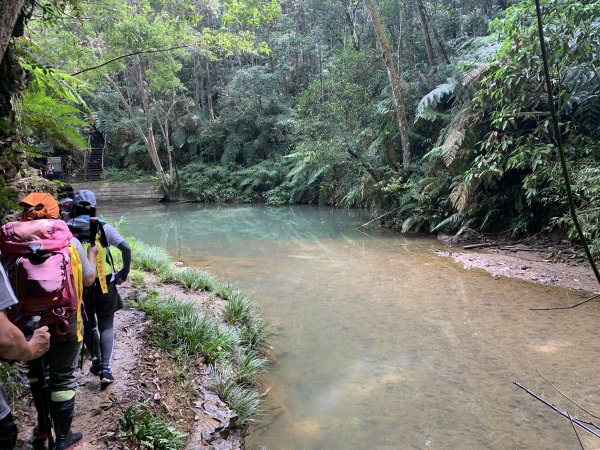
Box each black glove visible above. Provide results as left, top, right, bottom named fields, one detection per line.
left=115, top=268, right=129, bottom=283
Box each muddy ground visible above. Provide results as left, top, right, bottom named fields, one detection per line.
left=437, top=233, right=600, bottom=294
left=10, top=235, right=599, bottom=449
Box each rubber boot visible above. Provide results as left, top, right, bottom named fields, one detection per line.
left=50, top=398, right=82, bottom=450
left=0, top=412, right=18, bottom=449
left=30, top=380, right=54, bottom=450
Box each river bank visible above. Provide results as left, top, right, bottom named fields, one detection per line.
left=437, top=233, right=600, bottom=294
left=12, top=271, right=249, bottom=450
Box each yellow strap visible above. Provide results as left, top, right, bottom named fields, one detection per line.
left=69, top=243, right=84, bottom=342
left=83, top=237, right=109, bottom=294
left=95, top=237, right=108, bottom=294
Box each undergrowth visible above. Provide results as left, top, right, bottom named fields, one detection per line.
left=129, top=239, right=275, bottom=425
left=119, top=405, right=186, bottom=450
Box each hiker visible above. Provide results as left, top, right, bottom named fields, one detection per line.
left=0, top=264, right=51, bottom=450
left=67, top=189, right=131, bottom=387
left=0, top=192, right=97, bottom=450
left=57, top=184, right=74, bottom=221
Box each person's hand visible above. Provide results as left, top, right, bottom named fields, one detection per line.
left=115, top=268, right=128, bottom=285
left=87, top=244, right=98, bottom=259
left=27, top=326, right=50, bottom=360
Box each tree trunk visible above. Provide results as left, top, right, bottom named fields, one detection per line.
left=384, top=133, right=399, bottom=169
left=205, top=60, right=215, bottom=122
left=430, top=16, right=450, bottom=64
left=0, top=0, right=26, bottom=62
left=415, top=0, right=434, bottom=66
left=364, top=0, right=412, bottom=167
left=343, top=0, right=360, bottom=51
left=105, top=72, right=171, bottom=199
left=0, top=0, right=28, bottom=171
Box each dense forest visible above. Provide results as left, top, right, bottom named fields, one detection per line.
left=1, top=0, right=599, bottom=256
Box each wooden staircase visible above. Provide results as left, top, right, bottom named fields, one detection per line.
left=84, top=145, right=104, bottom=181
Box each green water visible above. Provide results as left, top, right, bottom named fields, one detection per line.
left=103, top=202, right=600, bottom=450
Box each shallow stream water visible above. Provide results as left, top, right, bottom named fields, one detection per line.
left=102, top=203, right=600, bottom=450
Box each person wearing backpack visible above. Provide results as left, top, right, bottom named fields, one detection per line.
left=66, top=189, right=131, bottom=387
left=0, top=192, right=97, bottom=450
left=0, top=264, right=51, bottom=450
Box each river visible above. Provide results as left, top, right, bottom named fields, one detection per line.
left=102, top=202, right=600, bottom=450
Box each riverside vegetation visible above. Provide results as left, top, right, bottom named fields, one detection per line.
left=1, top=238, right=275, bottom=449
left=0, top=0, right=599, bottom=261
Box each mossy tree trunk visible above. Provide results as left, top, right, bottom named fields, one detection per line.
left=364, top=0, right=412, bottom=168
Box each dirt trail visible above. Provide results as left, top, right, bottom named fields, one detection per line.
left=15, top=309, right=147, bottom=449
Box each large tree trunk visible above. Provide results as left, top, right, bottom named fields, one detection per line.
left=0, top=0, right=28, bottom=178
left=0, top=0, right=26, bottom=62
left=342, top=0, right=360, bottom=51
left=364, top=0, right=412, bottom=167
left=415, top=0, right=434, bottom=66
left=106, top=71, right=172, bottom=199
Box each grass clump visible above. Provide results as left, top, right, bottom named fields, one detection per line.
left=174, top=267, right=217, bottom=291
left=0, top=362, right=25, bottom=410
left=239, top=318, right=277, bottom=354
left=232, top=348, right=269, bottom=385
left=119, top=405, right=186, bottom=450
left=210, top=371, right=264, bottom=425
left=223, top=290, right=257, bottom=326
left=131, top=240, right=174, bottom=281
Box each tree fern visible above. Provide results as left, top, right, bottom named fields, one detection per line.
left=449, top=176, right=471, bottom=212
left=440, top=109, right=475, bottom=167
left=222, top=133, right=245, bottom=164
left=415, top=80, right=458, bottom=123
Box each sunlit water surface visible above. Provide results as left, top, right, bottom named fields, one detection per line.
left=102, top=202, right=600, bottom=450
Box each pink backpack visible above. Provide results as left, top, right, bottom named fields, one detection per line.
left=0, top=219, right=77, bottom=333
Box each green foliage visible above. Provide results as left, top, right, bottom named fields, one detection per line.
left=0, top=362, right=26, bottom=410
left=101, top=167, right=158, bottom=182
left=209, top=371, right=264, bottom=425
left=223, top=290, right=258, bottom=326
left=415, top=80, right=457, bottom=122
left=131, top=239, right=175, bottom=279
left=179, top=163, right=238, bottom=202
left=119, top=405, right=186, bottom=450
left=174, top=267, right=218, bottom=291
left=13, top=57, right=90, bottom=155
left=543, top=161, right=600, bottom=257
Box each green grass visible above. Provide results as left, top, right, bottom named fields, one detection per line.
left=0, top=362, right=25, bottom=411
left=210, top=372, right=264, bottom=425
left=131, top=240, right=175, bottom=280
left=128, top=239, right=275, bottom=428
left=233, top=348, right=269, bottom=385
left=239, top=319, right=277, bottom=354
left=222, top=290, right=257, bottom=326
left=174, top=267, right=217, bottom=291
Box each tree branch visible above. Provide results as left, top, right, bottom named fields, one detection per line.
left=71, top=44, right=193, bottom=76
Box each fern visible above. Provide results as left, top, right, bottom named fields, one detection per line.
left=415, top=80, right=458, bottom=123
left=222, top=133, right=245, bottom=164
left=449, top=177, right=471, bottom=212
left=432, top=212, right=464, bottom=232
left=440, top=109, right=475, bottom=167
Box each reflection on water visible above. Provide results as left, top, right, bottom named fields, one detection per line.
left=102, top=202, right=600, bottom=450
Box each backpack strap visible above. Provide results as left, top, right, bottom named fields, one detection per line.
left=68, top=243, right=84, bottom=343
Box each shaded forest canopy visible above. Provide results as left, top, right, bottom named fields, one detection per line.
left=0, top=0, right=599, bottom=256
